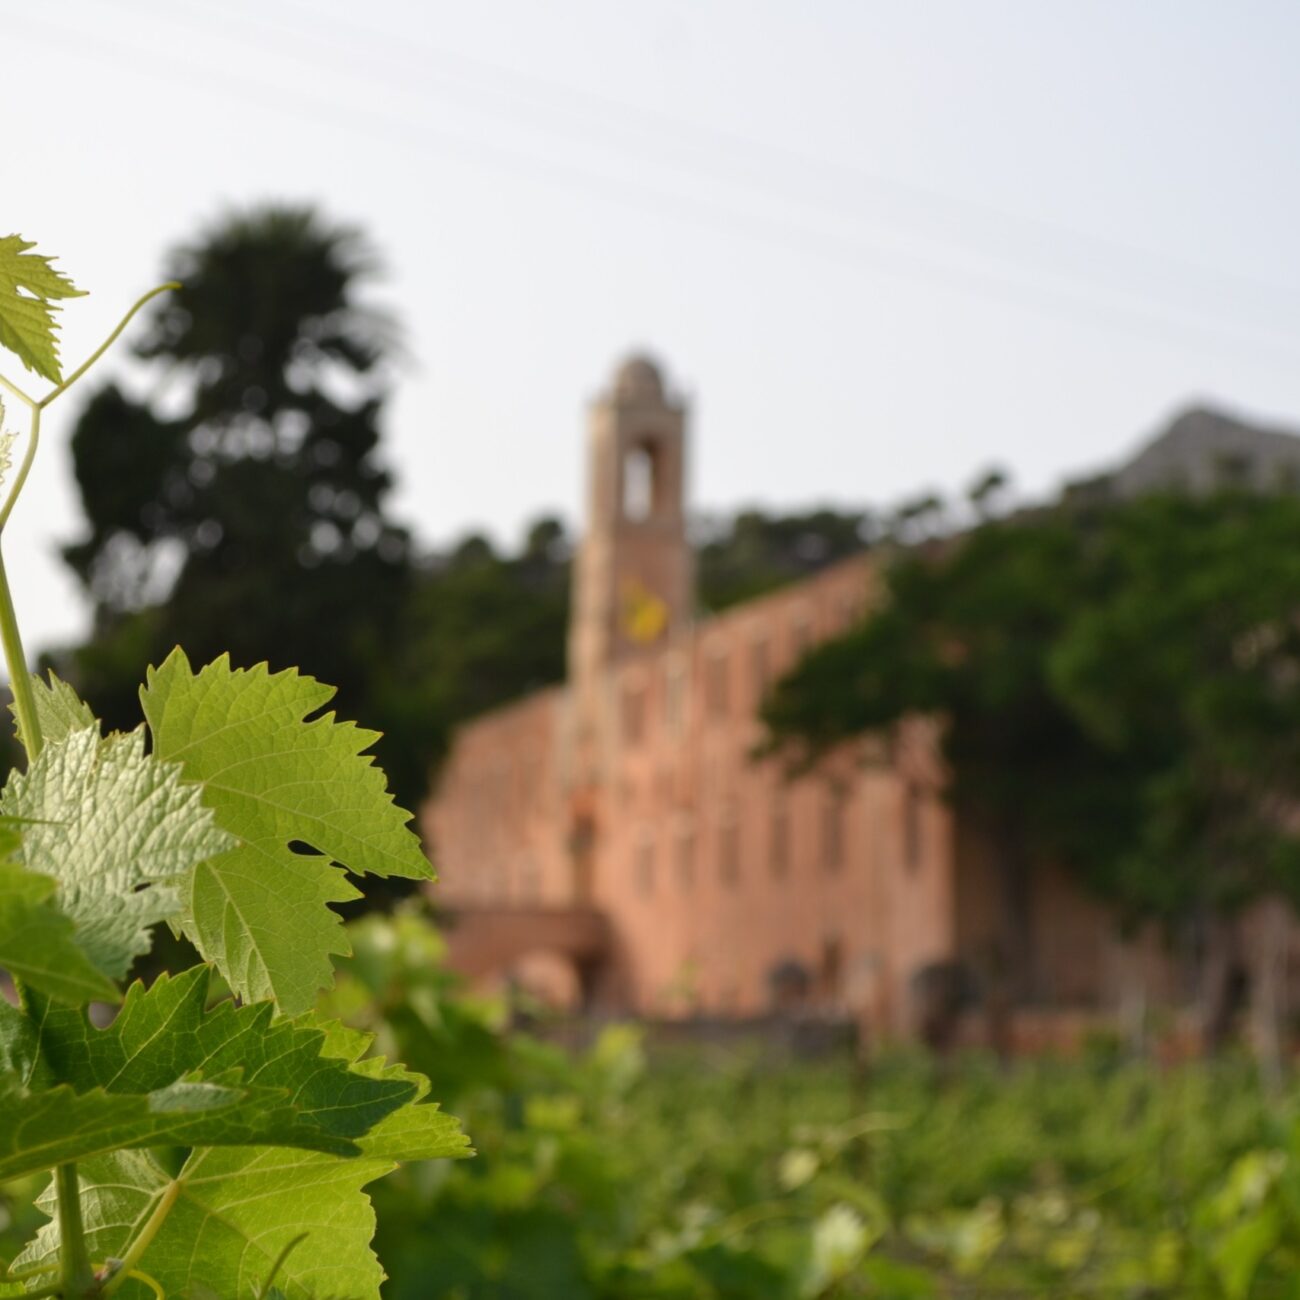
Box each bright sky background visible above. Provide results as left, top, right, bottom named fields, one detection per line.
left=6, top=0, right=1300, bottom=658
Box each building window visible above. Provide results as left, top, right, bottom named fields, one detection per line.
left=521, top=755, right=541, bottom=814
left=770, top=798, right=789, bottom=879
left=706, top=651, right=729, bottom=720
left=519, top=859, right=541, bottom=902
left=820, top=935, right=844, bottom=1001
left=720, top=816, right=741, bottom=886
left=823, top=788, right=846, bottom=872
left=750, top=636, right=771, bottom=704
left=903, top=783, right=923, bottom=872
left=665, top=660, right=687, bottom=734
left=570, top=815, right=596, bottom=903
left=622, top=683, right=647, bottom=745
left=495, top=761, right=513, bottom=819
left=623, top=444, right=657, bottom=520
left=635, top=833, right=656, bottom=898
left=656, top=768, right=674, bottom=809
left=675, top=824, right=695, bottom=891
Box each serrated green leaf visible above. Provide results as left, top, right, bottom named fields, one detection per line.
left=0, top=968, right=422, bottom=1183
left=8, top=990, right=469, bottom=1296
left=17, top=1097, right=469, bottom=1299
left=0, top=995, right=36, bottom=1078
left=0, top=810, right=118, bottom=1005
left=0, top=1074, right=286, bottom=1183
left=0, top=861, right=118, bottom=1005
left=299, top=1008, right=474, bottom=1161
left=354, top=1089, right=472, bottom=1162
left=0, top=726, right=233, bottom=979
left=141, top=650, right=434, bottom=1013
left=9, top=669, right=97, bottom=750
left=21, top=1148, right=388, bottom=1299
left=0, top=235, right=85, bottom=383
left=23, top=966, right=416, bottom=1141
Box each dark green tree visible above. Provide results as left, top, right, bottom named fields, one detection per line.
left=59, top=205, right=418, bottom=799
left=1051, top=494, right=1300, bottom=1051
left=383, top=519, right=571, bottom=781
left=1052, top=492, right=1300, bottom=1064
left=696, top=507, right=873, bottom=611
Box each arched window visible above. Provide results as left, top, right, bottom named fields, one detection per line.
left=675, top=823, right=696, bottom=891
left=903, top=782, right=923, bottom=871
left=623, top=442, right=658, bottom=520
left=770, top=798, right=789, bottom=879
left=719, top=813, right=741, bottom=886
left=823, top=788, right=846, bottom=872
left=635, top=831, right=656, bottom=898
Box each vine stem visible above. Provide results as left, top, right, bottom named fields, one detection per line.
left=0, top=548, right=41, bottom=758
left=56, top=1165, right=96, bottom=1297
left=38, top=282, right=180, bottom=411
left=0, top=280, right=179, bottom=533
left=101, top=1179, right=184, bottom=1297
left=121, top=1271, right=165, bottom=1300
left=15, top=1283, right=62, bottom=1300
left=0, top=372, right=34, bottom=407
left=0, top=403, right=40, bottom=536
left=0, top=280, right=178, bottom=1297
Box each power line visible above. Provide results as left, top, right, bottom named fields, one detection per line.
left=197, top=0, right=1300, bottom=319
left=12, top=10, right=1300, bottom=369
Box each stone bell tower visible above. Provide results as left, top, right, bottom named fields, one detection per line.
left=568, top=354, right=693, bottom=702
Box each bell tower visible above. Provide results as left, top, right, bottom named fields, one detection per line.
left=568, top=354, right=692, bottom=694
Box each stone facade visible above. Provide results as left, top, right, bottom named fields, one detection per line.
left=420, top=359, right=1300, bottom=1040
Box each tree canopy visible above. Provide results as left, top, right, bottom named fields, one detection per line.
left=695, top=508, right=873, bottom=611
left=763, top=490, right=1300, bottom=937
left=59, top=204, right=419, bottom=798
left=1052, top=493, right=1300, bottom=918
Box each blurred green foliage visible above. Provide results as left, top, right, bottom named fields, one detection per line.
left=694, top=509, right=873, bottom=612
left=7, top=907, right=1300, bottom=1295
left=281, top=909, right=1300, bottom=1297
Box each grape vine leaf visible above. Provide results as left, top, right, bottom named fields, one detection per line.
left=0, top=995, right=35, bottom=1078
left=0, top=726, right=233, bottom=979
left=0, top=861, right=119, bottom=1006
left=19, top=966, right=416, bottom=1139
left=0, top=235, right=85, bottom=384
left=141, top=651, right=435, bottom=1013
left=0, top=968, right=423, bottom=1183
left=10, top=668, right=97, bottom=750
left=301, top=1009, right=476, bottom=1160
left=13, top=1039, right=468, bottom=1297
left=0, top=1074, right=284, bottom=1183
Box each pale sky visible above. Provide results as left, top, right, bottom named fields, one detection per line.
left=6, top=0, right=1300, bottom=659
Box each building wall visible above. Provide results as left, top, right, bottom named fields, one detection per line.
left=425, top=686, right=573, bottom=909
left=425, top=552, right=961, bottom=1033
left=598, top=557, right=878, bottom=1018
left=424, top=356, right=973, bottom=1034
left=425, top=370, right=1300, bottom=1044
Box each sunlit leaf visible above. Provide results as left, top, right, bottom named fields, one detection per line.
left=0, top=235, right=85, bottom=383
left=141, top=650, right=433, bottom=1013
